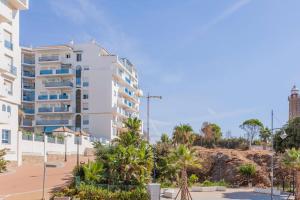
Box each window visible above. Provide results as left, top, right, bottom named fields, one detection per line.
left=83, top=94, right=88, bottom=99
left=83, top=103, right=89, bottom=110
left=2, top=130, right=11, bottom=144
left=7, top=105, right=11, bottom=113
left=83, top=115, right=89, bottom=125
left=76, top=53, right=82, bottom=62
left=4, top=30, right=13, bottom=50
left=84, top=66, right=89, bottom=70
left=66, top=53, right=71, bottom=59
left=83, top=82, right=89, bottom=87
left=4, top=80, right=13, bottom=95
left=2, top=105, right=6, bottom=111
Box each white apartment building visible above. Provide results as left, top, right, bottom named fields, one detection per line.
left=0, top=0, right=29, bottom=163
left=21, top=41, right=142, bottom=141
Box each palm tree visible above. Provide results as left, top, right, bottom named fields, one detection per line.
left=123, top=117, right=142, bottom=134
left=172, top=124, right=194, bottom=147
left=82, top=161, right=104, bottom=184
left=171, top=145, right=201, bottom=200
left=282, top=148, right=300, bottom=200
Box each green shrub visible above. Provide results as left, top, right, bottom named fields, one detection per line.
left=0, top=149, right=8, bottom=173
left=239, top=163, right=256, bottom=178
left=201, top=180, right=228, bottom=187
left=188, top=174, right=198, bottom=186
left=53, top=184, right=149, bottom=200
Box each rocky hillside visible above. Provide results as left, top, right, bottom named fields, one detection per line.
left=189, top=147, right=289, bottom=187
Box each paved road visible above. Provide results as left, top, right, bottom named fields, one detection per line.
left=161, top=188, right=290, bottom=200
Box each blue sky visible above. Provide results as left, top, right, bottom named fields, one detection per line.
left=21, top=0, right=300, bottom=141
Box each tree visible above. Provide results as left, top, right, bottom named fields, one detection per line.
left=172, top=124, right=194, bottom=147
left=123, top=117, right=142, bottom=133
left=274, top=117, right=300, bottom=153
left=239, top=163, right=256, bottom=187
left=171, top=145, right=201, bottom=200
left=201, top=122, right=222, bottom=147
left=240, top=119, right=264, bottom=149
left=282, top=148, right=300, bottom=200
left=155, top=133, right=177, bottom=185
left=259, top=127, right=271, bottom=150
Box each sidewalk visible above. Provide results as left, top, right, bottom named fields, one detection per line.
left=0, top=156, right=90, bottom=200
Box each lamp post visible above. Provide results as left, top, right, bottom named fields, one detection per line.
left=145, top=93, right=162, bottom=183
left=270, top=110, right=287, bottom=200
left=52, top=126, right=73, bottom=162
left=75, top=128, right=86, bottom=167
left=42, top=127, right=46, bottom=200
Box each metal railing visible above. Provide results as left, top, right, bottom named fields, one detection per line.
left=38, top=55, right=59, bottom=62
left=45, top=81, right=73, bottom=88
left=36, top=120, right=70, bottom=125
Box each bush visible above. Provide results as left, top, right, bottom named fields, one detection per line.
left=0, top=149, right=8, bottom=173
left=239, top=163, right=256, bottom=177
left=201, top=180, right=228, bottom=187
left=188, top=174, right=198, bottom=186
left=53, top=184, right=149, bottom=200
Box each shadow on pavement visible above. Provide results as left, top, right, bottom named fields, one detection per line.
left=223, top=192, right=284, bottom=200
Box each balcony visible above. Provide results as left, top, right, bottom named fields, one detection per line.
left=38, top=107, right=52, bottom=113
left=39, top=69, right=53, bottom=75
left=38, top=95, right=48, bottom=100
left=23, top=95, right=34, bottom=102
left=35, top=119, right=72, bottom=126
left=22, top=119, right=32, bottom=127
left=23, top=85, right=35, bottom=90
left=45, top=81, right=73, bottom=88
left=37, top=94, right=70, bottom=101
left=4, top=40, right=13, bottom=50
left=0, top=65, right=17, bottom=79
left=38, top=107, right=72, bottom=114
left=23, top=108, right=34, bottom=114
left=23, top=71, right=35, bottom=78
left=23, top=58, right=35, bottom=65
left=56, top=68, right=72, bottom=74
left=8, top=0, right=29, bottom=10
left=0, top=2, right=12, bottom=22
left=38, top=55, right=60, bottom=62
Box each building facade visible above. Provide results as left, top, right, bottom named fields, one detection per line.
left=288, top=85, right=300, bottom=120
left=0, top=0, right=29, bottom=163
left=21, top=41, right=142, bottom=141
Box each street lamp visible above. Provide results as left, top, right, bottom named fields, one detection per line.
left=41, top=127, right=46, bottom=200
left=52, top=126, right=73, bottom=162
left=75, top=128, right=87, bottom=167
left=145, top=93, right=162, bottom=183
left=270, top=110, right=287, bottom=200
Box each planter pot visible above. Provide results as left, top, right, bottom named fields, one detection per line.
left=147, top=183, right=161, bottom=200
left=254, top=188, right=281, bottom=196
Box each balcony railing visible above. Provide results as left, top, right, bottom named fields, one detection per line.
left=4, top=40, right=13, bottom=50
left=45, top=81, right=73, bottom=88
left=24, top=108, right=34, bottom=114
left=35, top=119, right=70, bottom=126
left=38, top=107, right=52, bottom=113
left=38, top=95, right=48, bottom=100
left=54, top=107, right=70, bottom=112
left=56, top=69, right=70, bottom=74
left=22, top=119, right=33, bottom=126
left=40, top=69, right=53, bottom=75
left=23, top=71, right=35, bottom=77
left=38, top=56, right=59, bottom=62
left=23, top=95, right=34, bottom=101
left=38, top=94, right=70, bottom=100
left=23, top=85, right=35, bottom=90
left=23, top=58, right=35, bottom=65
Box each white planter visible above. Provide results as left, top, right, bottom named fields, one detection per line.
left=147, top=183, right=161, bottom=200
left=254, top=188, right=281, bottom=196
